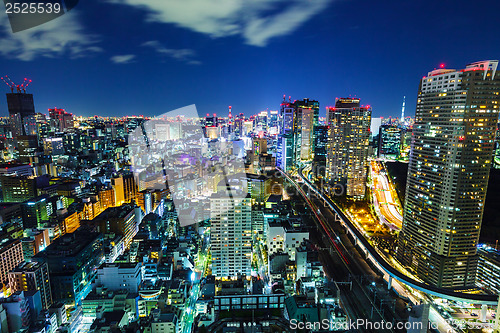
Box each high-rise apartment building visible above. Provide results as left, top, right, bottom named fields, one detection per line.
left=397, top=60, right=500, bottom=288
left=8, top=261, right=52, bottom=309
left=210, top=188, right=252, bottom=279
left=326, top=98, right=371, bottom=198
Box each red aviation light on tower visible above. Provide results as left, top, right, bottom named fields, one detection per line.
left=440, top=63, right=445, bottom=68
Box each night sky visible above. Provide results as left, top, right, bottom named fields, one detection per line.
left=1, top=0, right=500, bottom=119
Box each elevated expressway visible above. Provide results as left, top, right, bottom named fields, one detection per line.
left=370, top=160, right=403, bottom=230
left=280, top=167, right=498, bottom=306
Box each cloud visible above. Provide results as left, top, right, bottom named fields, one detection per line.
left=142, top=40, right=200, bottom=64
left=110, top=54, right=136, bottom=64
left=107, top=0, right=333, bottom=46
left=0, top=11, right=101, bottom=61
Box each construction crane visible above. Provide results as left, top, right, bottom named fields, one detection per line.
left=0, top=75, right=32, bottom=93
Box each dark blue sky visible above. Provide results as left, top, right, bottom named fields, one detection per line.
left=1, top=0, right=499, bottom=119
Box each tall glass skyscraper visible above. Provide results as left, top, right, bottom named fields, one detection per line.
left=397, top=60, right=500, bottom=288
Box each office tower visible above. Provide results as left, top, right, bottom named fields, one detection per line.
left=17, top=135, right=39, bottom=164
left=210, top=188, right=252, bottom=279
left=294, top=103, right=316, bottom=164
left=6, top=93, right=35, bottom=139
left=252, top=137, right=267, bottom=156
left=494, top=119, right=500, bottom=169
left=206, top=126, right=220, bottom=140
left=268, top=110, right=279, bottom=135
left=21, top=229, right=51, bottom=261
left=400, top=128, right=412, bottom=161
left=111, top=173, right=138, bottom=206
left=21, top=195, right=52, bottom=229
left=397, top=60, right=500, bottom=288
left=0, top=174, right=49, bottom=202
left=95, top=262, right=141, bottom=293
left=0, top=291, right=31, bottom=332
left=48, top=108, right=74, bottom=132
left=43, top=137, right=64, bottom=156
left=8, top=261, right=52, bottom=309
left=400, top=96, right=406, bottom=124
left=294, top=98, right=319, bottom=127
left=35, top=113, right=50, bottom=139
left=475, top=245, right=500, bottom=294
left=312, top=125, right=328, bottom=178
left=234, top=113, right=244, bottom=136
left=0, top=239, right=24, bottom=288
left=294, top=98, right=320, bottom=165
left=227, top=106, right=233, bottom=134
left=256, top=111, right=268, bottom=131
left=378, top=125, right=402, bottom=159
left=32, top=231, right=104, bottom=305
left=326, top=98, right=371, bottom=198
left=276, top=134, right=294, bottom=172
left=279, top=98, right=295, bottom=135
left=205, top=114, right=218, bottom=127
left=370, top=117, right=382, bottom=138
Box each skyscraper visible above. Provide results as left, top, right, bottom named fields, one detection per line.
left=378, top=125, right=402, bottom=159
left=397, top=60, right=500, bottom=288
left=326, top=98, right=371, bottom=198
left=210, top=188, right=252, bottom=279
left=312, top=125, right=329, bottom=178
left=276, top=97, right=319, bottom=169
left=293, top=99, right=319, bottom=165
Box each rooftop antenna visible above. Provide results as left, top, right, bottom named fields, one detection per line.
left=0, top=76, right=32, bottom=93
left=401, top=96, right=406, bottom=124
left=0, top=77, right=14, bottom=93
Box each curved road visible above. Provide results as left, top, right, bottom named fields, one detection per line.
left=293, top=167, right=498, bottom=306
left=371, top=160, right=403, bottom=230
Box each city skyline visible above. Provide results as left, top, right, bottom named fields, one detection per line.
left=2, top=1, right=500, bottom=332
left=1, top=0, right=500, bottom=118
